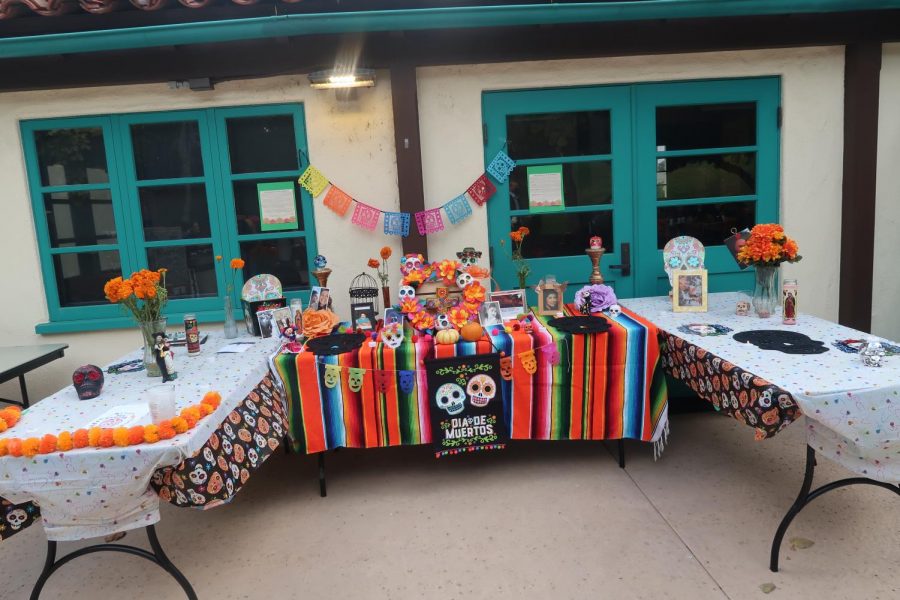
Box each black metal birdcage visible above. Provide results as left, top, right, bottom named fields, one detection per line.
left=349, top=272, right=380, bottom=313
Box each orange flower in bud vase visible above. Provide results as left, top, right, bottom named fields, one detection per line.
left=367, top=258, right=380, bottom=269
left=380, top=246, right=392, bottom=260
left=230, top=258, right=245, bottom=269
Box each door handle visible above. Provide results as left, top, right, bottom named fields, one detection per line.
left=609, top=242, right=631, bottom=277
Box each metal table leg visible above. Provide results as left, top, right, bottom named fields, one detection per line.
left=30, top=525, right=197, bottom=600
left=770, top=445, right=900, bottom=572
left=318, top=452, right=327, bottom=498
left=18, top=374, right=29, bottom=408
left=617, top=439, right=626, bottom=469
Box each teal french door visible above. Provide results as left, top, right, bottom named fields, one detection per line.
left=483, top=77, right=780, bottom=300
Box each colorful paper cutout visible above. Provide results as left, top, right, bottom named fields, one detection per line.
left=443, top=194, right=472, bottom=225
left=323, top=185, right=353, bottom=217
left=487, top=151, right=516, bottom=183
left=415, top=208, right=444, bottom=236
left=352, top=202, right=381, bottom=231
left=298, top=165, right=329, bottom=197
left=466, top=174, right=497, bottom=207
left=383, top=211, right=411, bottom=236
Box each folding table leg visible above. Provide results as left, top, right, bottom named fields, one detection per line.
left=18, top=374, right=29, bottom=408
left=318, top=452, right=327, bottom=498
left=617, top=439, right=626, bottom=469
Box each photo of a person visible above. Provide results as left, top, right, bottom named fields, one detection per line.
left=256, top=309, right=276, bottom=338
left=478, top=301, right=504, bottom=327
left=318, top=288, right=331, bottom=310
left=309, top=287, right=321, bottom=311
left=678, top=275, right=703, bottom=306
left=543, top=288, right=560, bottom=312
left=351, top=302, right=375, bottom=330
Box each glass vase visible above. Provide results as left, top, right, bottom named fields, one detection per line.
left=752, top=265, right=779, bottom=318
left=140, top=317, right=167, bottom=377
left=223, top=295, right=239, bottom=339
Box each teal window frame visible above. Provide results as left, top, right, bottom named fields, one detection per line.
left=21, top=103, right=317, bottom=334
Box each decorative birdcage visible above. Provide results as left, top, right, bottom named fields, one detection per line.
left=349, top=272, right=380, bottom=313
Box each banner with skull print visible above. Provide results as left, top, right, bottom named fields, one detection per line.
left=425, top=353, right=507, bottom=458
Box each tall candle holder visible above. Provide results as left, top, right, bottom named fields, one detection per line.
left=312, top=267, right=332, bottom=288
left=586, top=247, right=605, bottom=285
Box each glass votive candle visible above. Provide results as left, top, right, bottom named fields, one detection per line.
left=147, top=384, right=177, bottom=424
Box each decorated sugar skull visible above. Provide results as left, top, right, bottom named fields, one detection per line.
left=435, top=313, right=452, bottom=330
left=589, top=236, right=603, bottom=250
left=189, top=490, right=206, bottom=505
left=72, top=364, right=104, bottom=400
left=189, top=466, right=207, bottom=485
left=225, top=478, right=234, bottom=496
left=435, top=382, right=466, bottom=415
left=400, top=253, right=425, bottom=276
left=248, top=448, right=259, bottom=467
left=398, top=285, right=416, bottom=301
left=466, top=374, right=496, bottom=407
left=381, top=323, right=404, bottom=349
left=6, top=509, right=27, bottom=530
left=456, top=272, right=474, bottom=289
left=456, top=247, right=482, bottom=268
left=607, top=304, right=622, bottom=318
left=203, top=447, right=214, bottom=463
left=222, top=438, right=233, bottom=455
left=314, top=254, right=328, bottom=269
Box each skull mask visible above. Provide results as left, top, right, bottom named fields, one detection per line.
left=73, top=364, right=104, bottom=400
left=435, top=383, right=466, bottom=415
left=400, top=254, right=425, bottom=276
left=435, top=313, right=452, bottom=330
left=398, top=286, right=416, bottom=301
left=456, top=272, right=474, bottom=289
left=466, top=374, right=496, bottom=407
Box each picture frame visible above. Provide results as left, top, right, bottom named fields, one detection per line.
left=672, top=269, right=708, bottom=312
left=383, top=308, right=402, bottom=327
left=478, top=301, right=504, bottom=328
left=351, top=302, right=376, bottom=330
left=536, top=282, right=567, bottom=315
left=489, top=289, right=527, bottom=321
left=256, top=308, right=277, bottom=338
left=317, top=287, right=332, bottom=310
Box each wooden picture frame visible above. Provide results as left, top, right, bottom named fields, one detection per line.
left=536, top=282, right=567, bottom=315
left=672, top=269, right=708, bottom=312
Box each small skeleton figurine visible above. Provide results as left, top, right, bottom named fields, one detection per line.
left=154, top=333, right=177, bottom=382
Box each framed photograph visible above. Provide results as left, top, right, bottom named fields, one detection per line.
left=489, top=289, right=527, bottom=321
left=672, top=269, right=708, bottom=312
left=478, top=301, right=504, bottom=328
left=290, top=298, right=304, bottom=335
left=317, top=287, right=332, bottom=310
left=536, top=283, right=566, bottom=315
left=383, top=308, right=403, bottom=327
left=308, top=286, right=321, bottom=311
left=351, top=302, right=376, bottom=330
left=256, top=308, right=277, bottom=338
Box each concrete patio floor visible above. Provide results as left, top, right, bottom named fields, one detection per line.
left=1, top=411, right=897, bottom=600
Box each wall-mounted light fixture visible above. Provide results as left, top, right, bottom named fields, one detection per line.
left=308, top=68, right=376, bottom=90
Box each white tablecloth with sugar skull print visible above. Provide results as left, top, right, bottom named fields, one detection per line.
left=624, top=293, right=900, bottom=484
left=0, top=332, right=280, bottom=541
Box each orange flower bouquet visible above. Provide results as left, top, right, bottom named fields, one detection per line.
left=368, top=246, right=393, bottom=307
left=217, top=257, right=246, bottom=338
left=508, top=226, right=531, bottom=288
left=737, top=224, right=801, bottom=318
left=105, top=269, right=170, bottom=375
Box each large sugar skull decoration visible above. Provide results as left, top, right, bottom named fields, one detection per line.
left=467, top=374, right=496, bottom=408
left=400, top=253, right=425, bottom=277
left=73, top=364, right=104, bottom=400
left=381, top=323, right=404, bottom=349
left=435, top=382, right=466, bottom=415
left=456, top=247, right=482, bottom=268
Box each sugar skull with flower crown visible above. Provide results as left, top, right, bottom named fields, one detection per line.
left=400, top=253, right=425, bottom=277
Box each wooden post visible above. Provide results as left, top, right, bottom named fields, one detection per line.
left=390, top=62, right=428, bottom=257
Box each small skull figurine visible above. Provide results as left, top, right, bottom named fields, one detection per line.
left=736, top=300, right=751, bottom=316
left=455, top=247, right=482, bottom=268
left=398, top=285, right=416, bottom=301
left=607, top=304, right=622, bottom=318
left=456, top=272, right=474, bottom=289
left=73, top=364, right=104, bottom=400
left=860, top=338, right=886, bottom=368
left=314, top=254, right=328, bottom=270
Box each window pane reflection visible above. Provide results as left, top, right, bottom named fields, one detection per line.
left=35, top=127, right=109, bottom=187
left=146, top=244, right=217, bottom=299
left=226, top=115, right=298, bottom=174
left=507, top=111, right=611, bottom=159
left=131, top=121, right=203, bottom=180
left=139, top=184, right=211, bottom=241
left=508, top=161, right=612, bottom=210
left=240, top=238, right=309, bottom=291
left=53, top=251, right=121, bottom=306
left=657, top=153, right=755, bottom=200
left=657, top=201, right=755, bottom=248
left=511, top=212, right=612, bottom=259
left=656, top=103, right=756, bottom=151
left=233, top=180, right=304, bottom=234
left=45, top=190, right=116, bottom=247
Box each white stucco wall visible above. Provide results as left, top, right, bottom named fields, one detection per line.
left=0, top=46, right=853, bottom=401
left=0, top=73, right=400, bottom=400
left=418, top=47, right=846, bottom=319
left=873, top=43, right=900, bottom=341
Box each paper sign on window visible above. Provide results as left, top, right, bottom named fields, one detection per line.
left=258, top=182, right=299, bottom=232
left=527, top=164, right=565, bottom=213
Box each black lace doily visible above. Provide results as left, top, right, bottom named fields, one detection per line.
left=546, top=316, right=611, bottom=334
left=307, top=333, right=367, bottom=356
left=733, top=330, right=828, bottom=355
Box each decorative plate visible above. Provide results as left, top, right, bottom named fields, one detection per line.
left=663, top=236, right=705, bottom=288
left=307, top=333, right=367, bottom=356
left=241, top=274, right=283, bottom=302
left=832, top=339, right=900, bottom=356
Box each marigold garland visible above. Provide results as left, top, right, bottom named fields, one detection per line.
left=0, top=390, right=223, bottom=459
left=0, top=406, right=22, bottom=434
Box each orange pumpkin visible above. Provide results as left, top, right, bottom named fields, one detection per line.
left=460, top=321, right=483, bottom=342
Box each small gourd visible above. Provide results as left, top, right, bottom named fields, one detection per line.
left=460, top=321, right=484, bottom=342
left=435, top=328, right=460, bottom=345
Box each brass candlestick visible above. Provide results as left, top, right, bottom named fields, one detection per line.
left=312, top=267, right=332, bottom=288
left=585, top=247, right=605, bottom=285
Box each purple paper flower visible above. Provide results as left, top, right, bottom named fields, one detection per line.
left=574, top=284, right=618, bottom=314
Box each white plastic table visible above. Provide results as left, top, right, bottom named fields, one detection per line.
left=0, top=343, right=68, bottom=408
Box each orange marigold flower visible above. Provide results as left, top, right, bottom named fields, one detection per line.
left=104, top=277, right=133, bottom=303
left=0, top=420, right=6, bottom=434
left=0, top=439, right=8, bottom=457
left=57, top=431, right=74, bottom=452
left=88, top=427, right=103, bottom=447
left=202, top=391, right=222, bottom=408
left=181, top=413, right=198, bottom=429
left=367, top=258, right=380, bottom=269
left=112, top=427, right=130, bottom=447
left=99, top=429, right=115, bottom=448
left=198, top=403, right=214, bottom=417
left=181, top=406, right=201, bottom=422
left=158, top=422, right=176, bottom=440
left=171, top=417, right=189, bottom=434
left=463, top=281, right=486, bottom=303
left=0, top=406, right=21, bottom=427
left=380, top=246, right=392, bottom=260
left=230, top=258, right=245, bottom=269
left=38, top=434, right=57, bottom=454
left=73, top=429, right=89, bottom=448
left=448, top=306, right=470, bottom=329
left=510, top=231, right=522, bottom=243
left=127, top=426, right=145, bottom=445
left=23, top=437, right=41, bottom=457
left=143, top=425, right=160, bottom=444
left=8, top=439, right=23, bottom=457
left=133, top=283, right=157, bottom=300
left=216, top=255, right=223, bottom=261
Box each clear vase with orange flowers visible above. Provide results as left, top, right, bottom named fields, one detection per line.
left=104, top=269, right=170, bottom=376
left=736, top=224, right=802, bottom=318
left=509, top=226, right=531, bottom=289
left=218, top=257, right=245, bottom=338
left=368, top=246, right=393, bottom=308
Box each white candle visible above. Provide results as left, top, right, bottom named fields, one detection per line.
left=147, top=384, right=177, bottom=424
